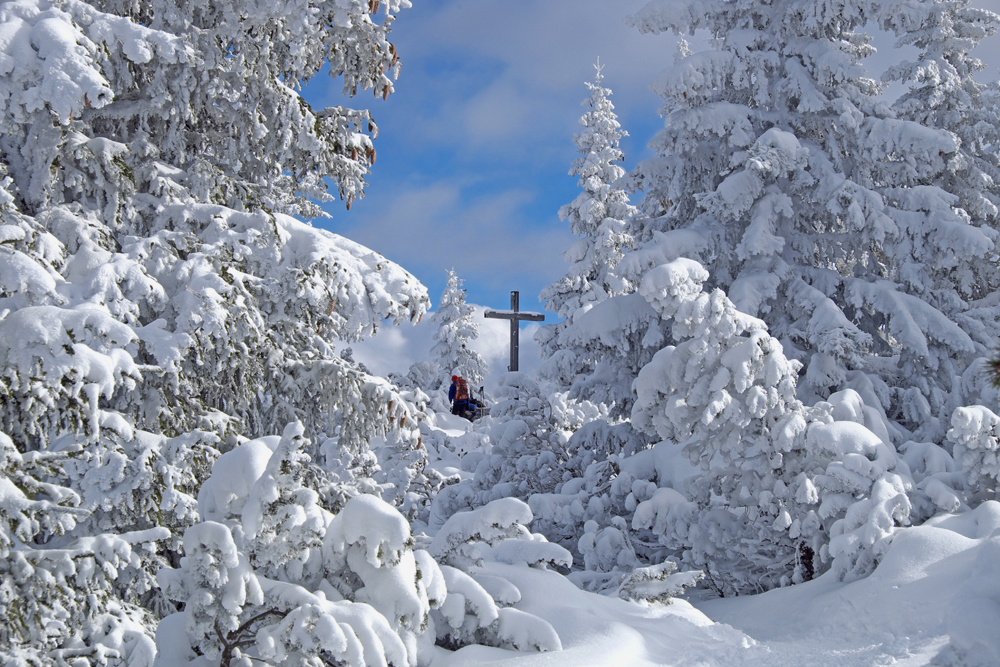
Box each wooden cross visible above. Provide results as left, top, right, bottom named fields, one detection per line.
left=484, top=291, right=544, bottom=372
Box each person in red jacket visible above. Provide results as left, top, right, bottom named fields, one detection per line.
left=448, top=374, right=474, bottom=420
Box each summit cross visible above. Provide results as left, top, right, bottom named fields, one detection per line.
left=484, top=291, right=544, bottom=373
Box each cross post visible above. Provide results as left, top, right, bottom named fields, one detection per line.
left=484, top=291, right=544, bottom=372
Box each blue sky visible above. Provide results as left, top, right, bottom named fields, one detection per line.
left=301, top=0, right=1000, bottom=379
left=301, top=0, right=669, bottom=313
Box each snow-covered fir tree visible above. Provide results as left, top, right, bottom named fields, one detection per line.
left=426, top=498, right=567, bottom=652
left=429, top=374, right=570, bottom=525
left=881, top=0, right=1000, bottom=429
left=631, top=258, right=916, bottom=594
left=948, top=405, right=1000, bottom=503
left=474, top=373, right=571, bottom=501
left=430, top=269, right=488, bottom=388
left=0, top=0, right=437, bottom=661
left=623, top=0, right=1000, bottom=443
left=524, top=64, right=656, bottom=558
left=536, top=62, right=647, bottom=415
left=0, top=430, right=166, bottom=666
left=0, top=0, right=428, bottom=450
left=158, top=424, right=439, bottom=667
left=161, top=425, right=567, bottom=665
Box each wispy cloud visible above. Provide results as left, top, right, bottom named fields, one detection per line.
left=393, top=0, right=668, bottom=159
left=461, top=79, right=535, bottom=147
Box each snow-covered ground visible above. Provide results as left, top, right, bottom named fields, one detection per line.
left=420, top=503, right=1000, bottom=666
left=429, top=561, right=749, bottom=666
left=694, top=504, right=1000, bottom=667
left=414, top=411, right=1000, bottom=667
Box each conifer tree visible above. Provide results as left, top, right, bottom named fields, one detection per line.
left=948, top=405, right=1000, bottom=503
left=881, top=0, right=1000, bottom=430
left=158, top=424, right=440, bottom=667
left=623, top=0, right=998, bottom=442
left=430, top=269, right=488, bottom=387
left=536, top=63, right=645, bottom=414
left=0, top=0, right=429, bottom=660
left=474, top=373, right=570, bottom=501
left=631, top=258, right=915, bottom=594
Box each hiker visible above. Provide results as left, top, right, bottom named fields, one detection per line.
left=448, top=374, right=476, bottom=421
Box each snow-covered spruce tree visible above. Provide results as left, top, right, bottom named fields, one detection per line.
left=882, top=1, right=1000, bottom=421
left=947, top=405, right=1000, bottom=503
left=0, top=1, right=430, bottom=478
left=535, top=62, right=647, bottom=416
left=427, top=374, right=576, bottom=536
left=631, top=259, right=915, bottom=593
left=630, top=258, right=813, bottom=593
left=0, top=0, right=431, bottom=660
left=520, top=416, right=650, bottom=581
left=473, top=373, right=571, bottom=502
left=430, top=269, right=488, bottom=388
left=526, top=64, right=654, bottom=559
left=623, top=0, right=996, bottom=441
left=365, top=380, right=451, bottom=522
left=0, top=0, right=426, bottom=450
left=426, top=498, right=565, bottom=652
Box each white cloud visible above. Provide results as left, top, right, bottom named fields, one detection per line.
left=416, top=0, right=663, bottom=96
left=390, top=0, right=1000, bottom=162
left=462, top=79, right=534, bottom=146
left=379, top=0, right=667, bottom=159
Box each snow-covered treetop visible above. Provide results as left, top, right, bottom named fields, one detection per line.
left=536, top=63, right=643, bottom=408
left=541, top=61, right=636, bottom=324
left=431, top=269, right=487, bottom=387
left=562, top=62, right=634, bottom=238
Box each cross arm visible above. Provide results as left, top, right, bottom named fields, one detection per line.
left=484, top=310, right=545, bottom=321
